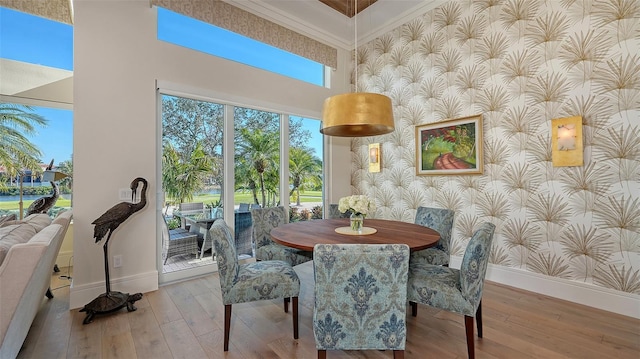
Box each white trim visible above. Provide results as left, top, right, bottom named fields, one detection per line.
left=69, top=270, right=158, bottom=310
left=359, top=0, right=450, bottom=45
left=280, top=114, right=290, bottom=210
left=450, top=257, right=640, bottom=319
left=156, top=80, right=321, bottom=120
left=223, top=104, right=234, bottom=226
left=55, top=250, right=73, bottom=269
left=0, top=95, right=73, bottom=110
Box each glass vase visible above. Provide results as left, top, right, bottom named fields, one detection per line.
left=350, top=213, right=364, bottom=233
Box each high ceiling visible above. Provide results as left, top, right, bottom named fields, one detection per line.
left=318, top=0, right=378, bottom=18
left=0, top=0, right=446, bottom=49
left=230, top=0, right=446, bottom=49
left=0, top=0, right=446, bottom=108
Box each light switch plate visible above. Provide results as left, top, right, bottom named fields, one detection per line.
left=119, top=188, right=132, bottom=201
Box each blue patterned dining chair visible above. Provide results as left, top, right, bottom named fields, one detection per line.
left=251, top=206, right=313, bottom=266
left=407, top=222, right=495, bottom=359
left=327, top=204, right=351, bottom=219
left=313, top=244, right=410, bottom=359
left=411, top=206, right=455, bottom=266
left=209, top=219, right=300, bottom=351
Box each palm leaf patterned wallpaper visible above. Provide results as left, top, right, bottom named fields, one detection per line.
left=352, top=0, right=640, bottom=294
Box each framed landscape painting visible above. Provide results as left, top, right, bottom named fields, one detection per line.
left=415, top=114, right=483, bottom=175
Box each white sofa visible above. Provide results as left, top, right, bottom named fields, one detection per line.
left=0, top=210, right=73, bottom=359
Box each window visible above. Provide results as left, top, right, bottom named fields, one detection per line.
left=158, top=89, right=325, bottom=278
left=289, top=116, right=323, bottom=221
left=0, top=7, right=74, bottom=218
left=157, top=7, right=325, bottom=86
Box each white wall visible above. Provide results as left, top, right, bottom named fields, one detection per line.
left=71, top=0, right=351, bottom=308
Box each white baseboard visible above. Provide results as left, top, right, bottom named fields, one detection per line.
left=69, top=270, right=158, bottom=310
left=450, top=257, right=640, bottom=319
left=55, top=251, right=73, bottom=269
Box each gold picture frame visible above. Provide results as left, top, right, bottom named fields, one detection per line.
left=369, top=143, right=381, bottom=173
left=415, top=114, right=483, bottom=175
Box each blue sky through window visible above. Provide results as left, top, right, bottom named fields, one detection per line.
left=0, top=7, right=73, bottom=164
left=157, top=7, right=324, bottom=87
left=0, top=6, right=323, bottom=165
left=0, top=7, right=73, bottom=70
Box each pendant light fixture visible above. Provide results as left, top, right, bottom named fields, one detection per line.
left=320, top=0, right=395, bottom=137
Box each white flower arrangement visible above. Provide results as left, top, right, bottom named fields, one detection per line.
left=338, top=195, right=376, bottom=217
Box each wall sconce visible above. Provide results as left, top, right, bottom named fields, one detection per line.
left=369, top=143, right=381, bottom=172
left=552, top=116, right=583, bottom=167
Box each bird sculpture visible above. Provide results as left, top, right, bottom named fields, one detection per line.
left=80, top=177, right=148, bottom=324
left=92, top=177, right=148, bottom=245
left=26, top=159, right=60, bottom=216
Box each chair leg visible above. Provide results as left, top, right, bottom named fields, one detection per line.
left=464, top=315, right=475, bottom=359
left=284, top=297, right=290, bottom=313
left=224, top=304, right=232, bottom=351
left=293, top=297, right=299, bottom=339
left=317, top=349, right=327, bottom=359
left=476, top=301, right=483, bottom=338
left=410, top=301, right=418, bottom=317
left=393, top=350, right=404, bottom=359
left=45, top=287, right=54, bottom=299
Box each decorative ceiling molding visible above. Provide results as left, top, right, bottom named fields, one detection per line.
left=318, top=0, right=377, bottom=18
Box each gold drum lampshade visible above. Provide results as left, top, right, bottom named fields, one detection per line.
left=320, top=92, right=395, bottom=137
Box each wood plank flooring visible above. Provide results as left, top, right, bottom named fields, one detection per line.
left=17, top=262, right=640, bottom=358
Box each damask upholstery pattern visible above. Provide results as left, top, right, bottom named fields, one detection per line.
left=210, top=219, right=300, bottom=306
left=210, top=218, right=300, bottom=351
left=313, top=244, right=410, bottom=354
left=251, top=206, right=312, bottom=266
left=408, top=222, right=495, bottom=316
left=327, top=204, right=351, bottom=219
left=408, top=222, right=495, bottom=358
left=351, top=0, right=640, bottom=297
left=411, top=206, right=455, bottom=266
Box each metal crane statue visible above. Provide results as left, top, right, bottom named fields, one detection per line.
left=80, top=177, right=148, bottom=324
left=26, top=159, right=60, bottom=216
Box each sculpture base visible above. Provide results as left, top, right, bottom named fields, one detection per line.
left=80, top=291, right=143, bottom=324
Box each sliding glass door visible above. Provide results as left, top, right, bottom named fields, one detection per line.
left=157, top=89, right=324, bottom=284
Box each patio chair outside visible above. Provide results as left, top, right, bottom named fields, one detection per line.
left=162, top=216, right=199, bottom=264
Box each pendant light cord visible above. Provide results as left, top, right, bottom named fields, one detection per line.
left=354, top=0, right=358, bottom=92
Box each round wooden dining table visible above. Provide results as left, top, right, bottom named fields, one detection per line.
left=270, top=218, right=440, bottom=252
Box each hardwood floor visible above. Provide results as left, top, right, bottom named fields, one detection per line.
left=18, top=262, right=639, bottom=358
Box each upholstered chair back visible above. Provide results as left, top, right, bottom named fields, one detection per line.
left=251, top=206, right=288, bottom=251
left=414, top=206, right=455, bottom=255
left=313, top=244, right=410, bottom=353
left=210, top=219, right=239, bottom=296
left=327, top=204, right=351, bottom=219
left=460, top=222, right=495, bottom=310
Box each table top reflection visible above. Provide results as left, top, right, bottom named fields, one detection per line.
left=270, top=218, right=440, bottom=252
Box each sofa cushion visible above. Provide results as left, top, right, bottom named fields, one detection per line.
left=0, top=214, right=17, bottom=227
left=0, top=224, right=38, bottom=265
left=22, top=214, right=53, bottom=232
left=0, top=214, right=52, bottom=233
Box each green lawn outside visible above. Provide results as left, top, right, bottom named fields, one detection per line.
left=0, top=191, right=323, bottom=211
left=188, top=190, right=323, bottom=207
